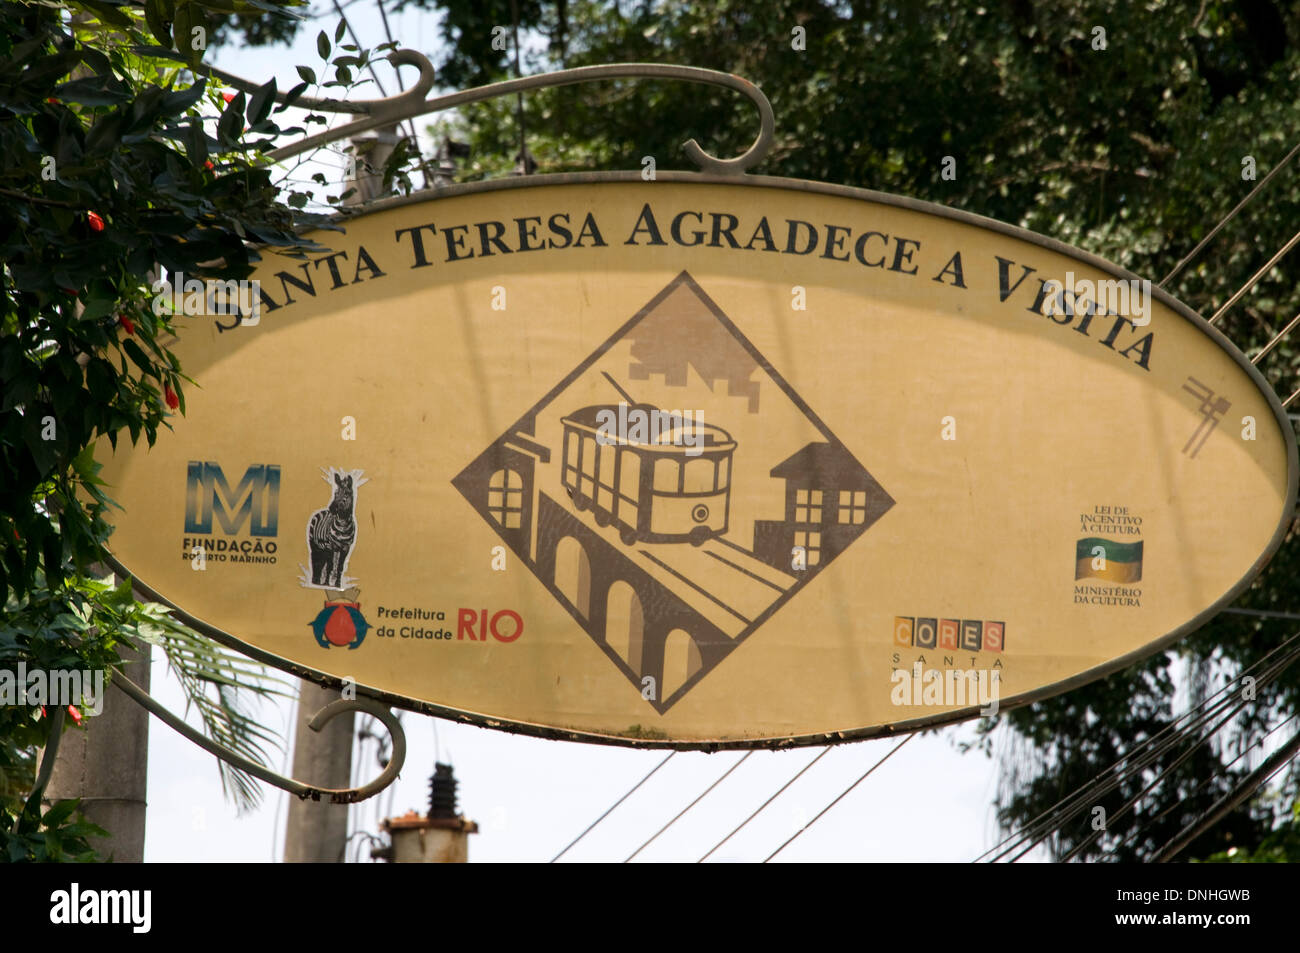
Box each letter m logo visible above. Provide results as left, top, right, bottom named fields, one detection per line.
left=184, top=462, right=280, bottom=535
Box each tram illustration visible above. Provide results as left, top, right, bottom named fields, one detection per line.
left=559, top=403, right=737, bottom=546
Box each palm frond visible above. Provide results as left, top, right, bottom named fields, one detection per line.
left=129, top=602, right=291, bottom=813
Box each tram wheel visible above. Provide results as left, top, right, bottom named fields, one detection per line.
left=595, top=510, right=612, bottom=527
left=620, top=527, right=637, bottom=546
left=573, top=494, right=589, bottom=511
left=689, top=527, right=710, bottom=546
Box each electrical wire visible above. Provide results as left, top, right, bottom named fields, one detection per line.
left=1161, top=139, right=1300, bottom=287
left=1110, top=712, right=1298, bottom=859
left=763, top=735, right=913, bottom=863
left=550, top=751, right=677, bottom=862
left=1222, top=607, right=1300, bottom=622
left=1000, top=639, right=1300, bottom=863
left=1056, top=671, right=1271, bottom=863
left=330, top=0, right=422, bottom=173
left=1154, top=721, right=1300, bottom=862
left=1209, top=227, right=1300, bottom=325
left=977, top=630, right=1300, bottom=861
left=623, top=751, right=752, bottom=862
left=1250, top=309, right=1300, bottom=365
left=1064, top=637, right=1300, bottom=863
left=697, top=747, right=831, bottom=863
left=976, top=630, right=1300, bottom=862
left=373, top=0, right=437, bottom=187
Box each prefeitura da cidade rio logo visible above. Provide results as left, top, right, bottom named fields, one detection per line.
left=309, top=587, right=371, bottom=650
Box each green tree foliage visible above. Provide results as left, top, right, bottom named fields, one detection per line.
left=1200, top=797, right=1300, bottom=862
left=1, top=0, right=324, bottom=859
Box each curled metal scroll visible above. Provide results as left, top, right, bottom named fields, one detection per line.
left=110, top=671, right=405, bottom=803
left=204, top=52, right=774, bottom=175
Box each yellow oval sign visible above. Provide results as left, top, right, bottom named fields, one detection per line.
left=98, top=175, right=1297, bottom=747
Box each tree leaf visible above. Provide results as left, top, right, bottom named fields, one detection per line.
left=145, top=0, right=173, bottom=48
left=247, top=77, right=276, bottom=126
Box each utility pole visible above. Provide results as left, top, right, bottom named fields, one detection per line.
left=43, top=633, right=151, bottom=862
left=282, top=679, right=355, bottom=862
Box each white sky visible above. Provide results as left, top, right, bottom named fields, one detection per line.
left=140, top=2, right=1016, bottom=864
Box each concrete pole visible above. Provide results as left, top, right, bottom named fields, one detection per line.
left=347, top=125, right=400, bottom=205
left=43, top=639, right=151, bottom=862
left=282, top=680, right=354, bottom=862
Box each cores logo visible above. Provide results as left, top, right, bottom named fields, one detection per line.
left=894, top=616, right=1005, bottom=653
left=184, top=461, right=280, bottom=536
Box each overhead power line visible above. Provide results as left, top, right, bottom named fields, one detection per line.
left=698, top=746, right=832, bottom=863
left=976, top=630, right=1300, bottom=862
left=1010, top=637, right=1300, bottom=863
left=1250, top=310, right=1300, bottom=366
left=623, top=751, right=752, bottom=862
left=763, top=735, right=913, bottom=863
left=1161, top=139, right=1300, bottom=287
left=1153, top=720, right=1300, bottom=862
left=1209, top=227, right=1300, bottom=325
left=1111, top=713, right=1299, bottom=860
left=1056, top=666, right=1277, bottom=863
left=550, top=751, right=676, bottom=862
left=1222, top=607, right=1300, bottom=622
left=330, top=0, right=424, bottom=179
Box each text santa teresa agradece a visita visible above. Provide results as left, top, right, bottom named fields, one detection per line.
left=251, top=202, right=1154, bottom=371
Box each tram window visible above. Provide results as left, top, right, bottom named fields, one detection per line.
left=599, top=444, right=618, bottom=488
left=565, top=431, right=578, bottom=467
left=653, top=457, right=680, bottom=492
left=717, top=457, right=730, bottom=489
left=683, top=457, right=715, bottom=493
left=620, top=453, right=640, bottom=501
left=581, top=436, right=597, bottom=476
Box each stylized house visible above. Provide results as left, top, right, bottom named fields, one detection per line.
left=753, top=441, right=892, bottom=573
left=452, top=422, right=550, bottom=562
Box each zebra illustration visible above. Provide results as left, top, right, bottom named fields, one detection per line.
left=302, top=468, right=367, bottom=590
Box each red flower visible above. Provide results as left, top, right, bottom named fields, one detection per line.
left=87, top=210, right=105, bottom=232
left=204, top=160, right=214, bottom=171
left=46, top=97, right=58, bottom=104
left=222, top=91, right=235, bottom=103
left=119, top=315, right=135, bottom=335
left=165, top=385, right=180, bottom=410
left=67, top=705, right=83, bottom=726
